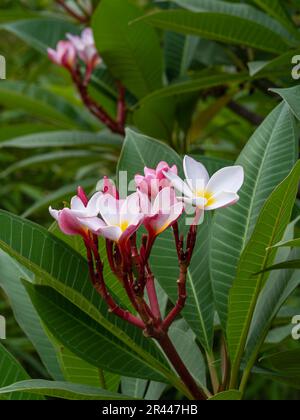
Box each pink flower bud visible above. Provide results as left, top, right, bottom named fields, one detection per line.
left=135, top=162, right=178, bottom=199
left=67, top=28, right=101, bottom=72
left=48, top=40, right=77, bottom=70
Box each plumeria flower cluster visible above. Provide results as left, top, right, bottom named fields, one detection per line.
left=50, top=156, right=243, bottom=400
left=50, top=156, right=243, bottom=333
left=48, top=28, right=126, bottom=135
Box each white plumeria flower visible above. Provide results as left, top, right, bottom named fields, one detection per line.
left=80, top=193, right=144, bottom=243
left=164, top=156, right=244, bottom=211
left=49, top=191, right=102, bottom=221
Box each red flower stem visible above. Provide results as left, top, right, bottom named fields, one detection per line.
left=85, top=241, right=145, bottom=329
left=55, top=0, right=88, bottom=23
left=71, top=67, right=125, bottom=135
left=145, top=265, right=161, bottom=320
left=157, top=333, right=206, bottom=400
left=116, top=81, right=126, bottom=126
left=162, top=263, right=188, bottom=331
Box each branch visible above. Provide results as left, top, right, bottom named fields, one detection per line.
left=228, top=101, right=264, bottom=126
left=55, top=0, right=89, bottom=23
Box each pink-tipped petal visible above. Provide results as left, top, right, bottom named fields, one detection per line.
left=79, top=217, right=106, bottom=234
left=205, top=192, right=239, bottom=211
left=58, top=208, right=85, bottom=236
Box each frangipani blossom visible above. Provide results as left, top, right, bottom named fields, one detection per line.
left=135, top=161, right=178, bottom=199
left=164, top=156, right=244, bottom=211
left=48, top=40, right=77, bottom=70
left=80, top=193, right=144, bottom=244
left=139, top=188, right=183, bottom=237
left=67, top=28, right=101, bottom=70
left=49, top=190, right=102, bottom=237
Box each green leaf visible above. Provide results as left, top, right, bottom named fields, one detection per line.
left=0, top=150, right=100, bottom=178
left=271, top=86, right=300, bottom=122
left=0, top=210, right=183, bottom=393
left=170, top=0, right=295, bottom=40
left=117, top=128, right=216, bottom=352
left=1, top=18, right=79, bottom=53
left=0, top=344, right=41, bottom=400
left=21, top=178, right=98, bottom=218
left=55, top=344, right=120, bottom=392
left=92, top=0, right=163, bottom=98
left=24, top=282, right=166, bottom=382
left=251, top=0, right=298, bottom=35
left=260, top=349, right=300, bottom=375
left=140, top=73, right=248, bottom=105
left=0, top=250, right=63, bottom=381
left=138, top=10, right=290, bottom=54
left=0, top=82, right=90, bottom=129
left=272, top=238, right=300, bottom=249
left=0, top=130, right=122, bottom=150
left=208, top=390, right=242, bottom=401
left=227, top=161, right=300, bottom=385
left=121, top=377, right=148, bottom=399
left=211, top=102, right=299, bottom=329
left=257, top=259, right=300, bottom=273
left=0, top=380, right=133, bottom=400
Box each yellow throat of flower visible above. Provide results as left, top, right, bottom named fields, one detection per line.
left=119, top=220, right=129, bottom=232
left=196, top=190, right=215, bottom=207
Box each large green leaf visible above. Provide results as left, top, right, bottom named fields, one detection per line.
left=252, top=0, right=298, bottom=36
left=0, top=344, right=40, bottom=400
left=211, top=102, right=298, bottom=329
left=260, top=349, right=300, bottom=375
left=170, top=0, right=295, bottom=40
left=138, top=9, right=290, bottom=54
left=0, top=130, right=122, bottom=150
left=0, top=250, right=63, bottom=381
left=208, top=390, right=242, bottom=401
left=271, top=86, right=300, bottom=122
left=92, top=0, right=163, bottom=99
left=118, top=129, right=219, bottom=352
left=0, top=380, right=133, bottom=400
left=227, top=161, right=300, bottom=386
left=0, top=210, right=184, bottom=393
left=1, top=18, right=79, bottom=53
left=139, top=72, right=248, bottom=105
left=24, top=282, right=166, bottom=382
left=0, top=82, right=90, bottom=129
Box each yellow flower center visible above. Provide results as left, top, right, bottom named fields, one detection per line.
left=196, top=190, right=216, bottom=207
left=119, top=220, right=129, bottom=232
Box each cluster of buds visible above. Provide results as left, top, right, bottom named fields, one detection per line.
left=50, top=156, right=243, bottom=399
left=48, top=28, right=126, bottom=135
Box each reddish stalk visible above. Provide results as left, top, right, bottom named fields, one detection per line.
left=56, top=0, right=89, bottom=23
left=157, top=333, right=206, bottom=400
left=71, top=66, right=126, bottom=135
left=163, top=263, right=187, bottom=330
left=145, top=265, right=161, bottom=320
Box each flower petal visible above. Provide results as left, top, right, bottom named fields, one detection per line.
left=183, top=155, right=210, bottom=192
left=58, top=209, right=84, bottom=236
left=152, top=187, right=177, bottom=214
left=98, top=194, right=119, bottom=226
left=120, top=193, right=141, bottom=226
left=163, top=170, right=193, bottom=198
left=70, top=196, right=86, bottom=212
left=206, top=166, right=244, bottom=196
left=86, top=191, right=102, bottom=217
left=180, top=196, right=207, bottom=208
left=150, top=202, right=184, bottom=235
left=79, top=217, right=106, bottom=234
left=205, top=192, right=239, bottom=211
left=99, top=226, right=122, bottom=242
left=49, top=207, right=59, bottom=221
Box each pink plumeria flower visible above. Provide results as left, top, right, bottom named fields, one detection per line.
left=48, top=40, right=77, bottom=70
left=139, top=188, right=183, bottom=238
left=80, top=193, right=144, bottom=244
left=67, top=28, right=101, bottom=71
left=49, top=189, right=102, bottom=237
left=164, top=156, right=244, bottom=211
left=135, top=161, right=178, bottom=199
